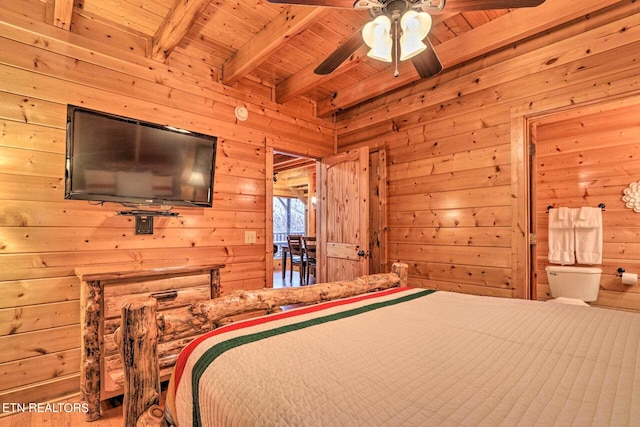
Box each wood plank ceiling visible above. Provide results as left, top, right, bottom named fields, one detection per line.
left=50, top=0, right=525, bottom=117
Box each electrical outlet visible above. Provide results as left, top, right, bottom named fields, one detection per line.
left=245, top=230, right=257, bottom=244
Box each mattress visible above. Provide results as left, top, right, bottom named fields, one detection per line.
left=169, top=287, right=640, bottom=426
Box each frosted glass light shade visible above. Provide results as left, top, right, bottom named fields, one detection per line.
left=399, top=11, right=432, bottom=61
left=401, top=11, right=432, bottom=37
left=400, top=33, right=426, bottom=61
left=362, top=15, right=392, bottom=62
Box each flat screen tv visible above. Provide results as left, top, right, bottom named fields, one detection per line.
left=65, top=105, right=217, bottom=208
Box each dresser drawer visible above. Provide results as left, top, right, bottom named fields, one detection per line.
left=103, top=284, right=211, bottom=320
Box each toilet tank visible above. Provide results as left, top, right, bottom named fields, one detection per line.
left=545, top=266, right=602, bottom=302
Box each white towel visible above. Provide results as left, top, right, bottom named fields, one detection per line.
left=574, top=206, right=602, bottom=264
left=548, top=207, right=576, bottom=265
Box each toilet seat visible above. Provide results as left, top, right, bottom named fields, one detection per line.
left=546, top=297, right=589, bottom=307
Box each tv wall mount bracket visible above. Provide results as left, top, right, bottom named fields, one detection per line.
left=118, top=210, right=180, bottom=235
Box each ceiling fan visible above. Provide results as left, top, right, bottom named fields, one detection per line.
left=266, top=0, right=546, bottom=79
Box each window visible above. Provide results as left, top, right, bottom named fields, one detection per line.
left=273, top=197, right=306, bottom=258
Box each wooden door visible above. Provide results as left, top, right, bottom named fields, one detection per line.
left=317, top=147, right=369, bottom=283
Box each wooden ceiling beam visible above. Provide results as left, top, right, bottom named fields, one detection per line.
left=151, top=0, right=211, bottom=62
left=316, top=0, right=622, bottom=116
left=274, top=157, right=316, bottom=173
left=53, top=0, right=74, bottom=31
left=222, top=7, right=331, bottom=85
left=276, top=44, right=369, bottom=104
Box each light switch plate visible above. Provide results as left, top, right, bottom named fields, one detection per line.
left=245, top=230, right=256, bottom=244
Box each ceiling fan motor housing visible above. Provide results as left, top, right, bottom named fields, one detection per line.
left=361, top=0, right=446, bottom=19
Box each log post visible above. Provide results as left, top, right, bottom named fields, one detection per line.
left=211, top=267, right=221, bottom=298
left=118, top=298, right=160, bottom=427
left=136, top=405, right=166, bottom=427
left=391, top=262, right=409, bottom=287
left=80, top=279, right=102, bottom=421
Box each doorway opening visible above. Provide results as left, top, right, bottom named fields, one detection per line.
left=527, top=97, right=640, bottom=308
left=272, top=152, right=316, bottom=287
left=268, top=149, right=388, bottom=285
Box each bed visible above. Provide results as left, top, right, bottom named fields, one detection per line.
left=114, top=263, right=640, bottom=426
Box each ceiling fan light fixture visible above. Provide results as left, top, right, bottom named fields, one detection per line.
left=399, top=34, right=426, bottom=61
left=398, top=10, right=431, bottom=61
left=401, top=11, right=432, bottom=36
left=367, top=39, right=393, bottom=62
left=362, top=15, right=393, bottom=62
left=401, top=10, right=431, bottom=39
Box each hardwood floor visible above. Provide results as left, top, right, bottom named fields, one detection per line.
left=0, top=395, right=127, bottom=426
left=274, top=270, right=301, bottom=288
left=273, top=268, right=315, bottom=288
left=0, top=388, right=167, bottom=426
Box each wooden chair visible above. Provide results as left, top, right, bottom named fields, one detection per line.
left=286, top=235, right=305, bottom=284
left=303, top=236, right=317, bottom=285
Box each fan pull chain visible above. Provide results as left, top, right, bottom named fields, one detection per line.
left=394, top=20, right=399, bottom=77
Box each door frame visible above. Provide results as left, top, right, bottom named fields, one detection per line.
left=267, top=145, right=388, bottom=286
left=512, top=92, right=640, bottom=300
left=267, top=148, right=318, bottom=287
left=266, top=146, right=274, bottom=288
left=368, top=149, right=388, bottom=274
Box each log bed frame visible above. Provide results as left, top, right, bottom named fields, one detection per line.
left=112, top=263, right=408, bottom=426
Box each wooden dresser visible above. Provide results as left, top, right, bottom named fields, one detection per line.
left=75, top=263, right=224, bottom=420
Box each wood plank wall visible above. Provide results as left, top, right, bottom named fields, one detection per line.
left=336, top=2, right=640, bottom=307
left=0, top=1, right=332, bottom=406
left=534, top=100, right=640, bottom=311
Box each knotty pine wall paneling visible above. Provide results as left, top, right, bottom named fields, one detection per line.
left=0, top=2, right=332, bottom=407
left=336, top=1, right=640, bottom=309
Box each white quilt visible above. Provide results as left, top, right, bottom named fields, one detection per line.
left=170, top=288, right=640, bottom=426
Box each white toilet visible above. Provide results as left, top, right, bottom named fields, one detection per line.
left=544, top=266, right=602, bottom=306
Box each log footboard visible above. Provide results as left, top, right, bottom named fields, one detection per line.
left=114, top=263, right=408, bottom=426
left=117, top=298, right=162, bottom=427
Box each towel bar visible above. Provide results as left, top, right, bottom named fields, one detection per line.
left=546, top=203, right=605, bottom=213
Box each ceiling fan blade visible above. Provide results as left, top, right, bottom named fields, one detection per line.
left=314, top=30, right=364, bottom=75
left=411, top=38, right=442, bottom=79
left=266, top=0, right=357, bottom=8
left=443, top=0, right=545, bottom=11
